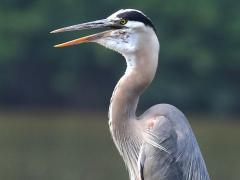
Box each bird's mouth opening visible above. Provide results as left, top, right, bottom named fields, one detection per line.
left=51, top=19, right=123, bottom=48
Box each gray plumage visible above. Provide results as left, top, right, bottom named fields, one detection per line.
left=138, top=104, right=209, bottom=180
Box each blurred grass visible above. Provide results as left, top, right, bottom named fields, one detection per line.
left=0, top=110, right=239, bottom=180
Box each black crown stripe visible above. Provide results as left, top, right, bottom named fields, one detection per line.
left=117, top=10, right=156, bottom=32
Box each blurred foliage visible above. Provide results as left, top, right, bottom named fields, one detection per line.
left=0, top=0, right=239, bottom=114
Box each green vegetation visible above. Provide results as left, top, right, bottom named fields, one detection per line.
left=0, top=111, right=239, bottom=180
left=0, top=0, right=239, bottom=113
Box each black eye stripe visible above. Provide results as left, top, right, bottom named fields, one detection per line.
left=116, top=10, right=156, bottom=32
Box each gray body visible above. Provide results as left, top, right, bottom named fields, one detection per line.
left=137, top=104, right=209, bottom=180
left=52, top=8, right=210, bottom=180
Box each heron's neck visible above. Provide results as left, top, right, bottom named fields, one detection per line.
left=109, top=50, right=158, bottom=130
left=108, top=47, right=158, bottom=179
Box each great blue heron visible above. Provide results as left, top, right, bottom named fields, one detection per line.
left=51, top=9, right=210, bottom=180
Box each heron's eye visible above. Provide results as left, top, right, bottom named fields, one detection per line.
left=119, top=18, right=128, bottom=25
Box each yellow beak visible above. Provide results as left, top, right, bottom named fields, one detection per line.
left=51, top=19, right=114, bottom=48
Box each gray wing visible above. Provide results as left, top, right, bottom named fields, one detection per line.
left=139, top=116, right=182, bottom=180
left=138, top=104, right=210, bottom=180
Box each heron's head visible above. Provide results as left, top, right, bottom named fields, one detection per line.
left=51, top=9, right=159, bottom=56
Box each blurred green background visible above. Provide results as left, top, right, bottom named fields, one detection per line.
left=0, top=0, right=239, bottom=179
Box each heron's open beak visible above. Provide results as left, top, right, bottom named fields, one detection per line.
left=51, top=19, right=115, bottom=48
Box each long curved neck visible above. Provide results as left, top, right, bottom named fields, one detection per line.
left=109, top=52, right=158, bottom=127
left=108, top=29, right=159, bottom=179
left=108, top=49, right=158, bottom=178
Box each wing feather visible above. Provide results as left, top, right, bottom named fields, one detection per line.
left=139, top=116, right=183, bottom=180
left=137, top=104, right=210, bottom=180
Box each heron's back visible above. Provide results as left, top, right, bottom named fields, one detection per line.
left=139, top=104, right=210, bottom=180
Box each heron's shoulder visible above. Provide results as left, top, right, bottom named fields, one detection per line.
left=139, top=103, right=193, bottom=144
left=139, top=103, right=187, bottom=122
left=138, top=104, right=210, bottom=180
